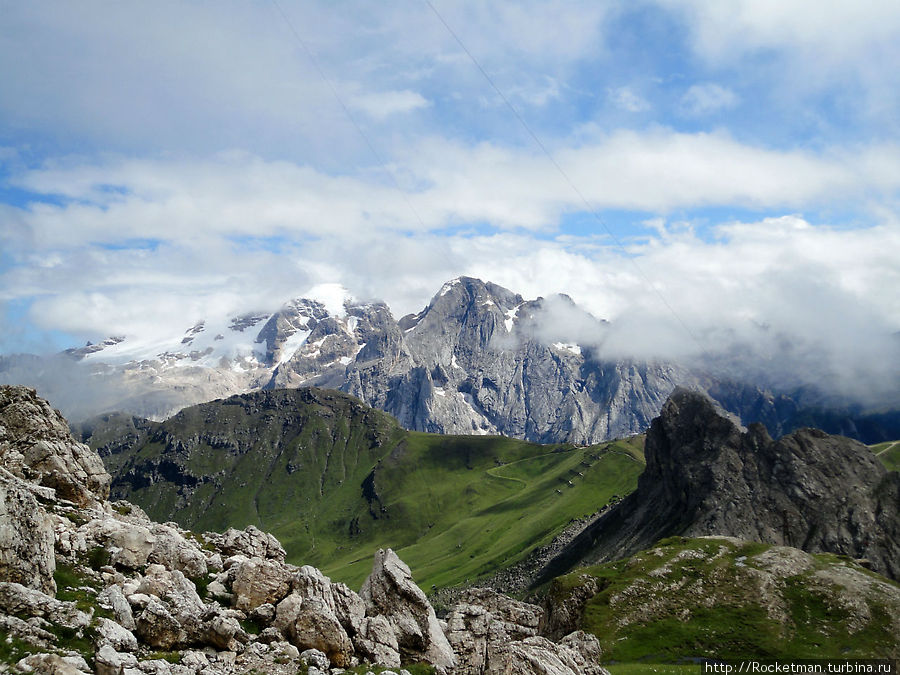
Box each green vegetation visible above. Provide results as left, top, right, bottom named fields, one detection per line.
left=101, top=389, right=645, bottom=590
left=0, top=628, right=38, bottom=665
left=147, top=651, right=183, bottom=664
left=86, top=545, right=111, bottom=571
left=870, top=440, right=900, bottom=472
left=605, top=665, right=699, bottom=675
left=340, top=664, right=435, bottom=675
left=549, top=537, right=900, bottom=664
left=53, top=562, right=112, bottom=619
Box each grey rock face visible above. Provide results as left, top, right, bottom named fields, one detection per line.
left=535, top=388, right=900, bottom=584
left=0, top=385, right=111, bottom=505
left=16, top=279, right=698, bottom=445
left=335, top=277, right=685, bottom=443
left=0, top=472, right=57, bottom=594
left=211, top=525, right=287, bottom=563
left=360, top=548, right=456, bottom=671
left=444, top=590, right=608, bottom=675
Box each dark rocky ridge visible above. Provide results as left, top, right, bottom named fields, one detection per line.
left=534, top=388, right=900, bottom=585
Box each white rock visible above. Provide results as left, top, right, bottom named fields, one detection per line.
left=95, top=644, right=140, bottom=675
left=0, top=471, right=57, bottom=595
left=98, top=583, right=136, bottom=630
left=96, top=616, right=139, bottom=651
left=148, top=523, right=208, bottom=579
left=299, top=647, right=330, bottom=670
left=360, top=549, right=456, bottom=671
left=231, top=557, right=292, bottom=612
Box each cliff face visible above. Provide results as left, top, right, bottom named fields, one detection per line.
left=535, top=388, right=900, bottom=585
left=0, top=386, right=110, bottom=507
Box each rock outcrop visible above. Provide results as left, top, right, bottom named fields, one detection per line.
left=444, top=589, right=608, bottom=675
left=535, top=388, right=900, bottom=585
left=0, top=385, right=609, bottom=674
left=0, top=471, right=57, bottom=594
left=361, top=548, right=457, bottom=670
left=543, top=536, right=900, bottom=661
left=0, top=386, right=110, bottom=506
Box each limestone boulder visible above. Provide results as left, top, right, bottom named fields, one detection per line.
left=0, top=385, right=110, bottom=506
left=94, top=644, right=139, bottom=675
left=447, top=596, right=607, bottom=675
left=354, top=614, right=401, bottom=668
left=360, top=548, right=455, bottom=670
left=83, top=518, right=157, bottom=569
left=134, top=596, right=187, bottom=650
left=148, top=523, right=208, bottom=579
left=201, top=611, right=244, bottom=651
left=231, top=557, right=292, bottom=612
left=0, top=582, right=91, bottom=630
left=275, top=595, right=354, bottom=667
left=0, top=471, right=57, bottom=595
left=97, top=584, right=136, bottom=630
left=211, top=525, right=286, bottom=562
left=292, top=564, right=366, bottom=637
left=16, top=653, right=90, bottom=674
left=485, top=635, right=610, bottom=675
left=444, top=603, right=494, bottom=675
left=95, top=616, right=139, bottom=652
left=458, top=587, right=542, bottom=639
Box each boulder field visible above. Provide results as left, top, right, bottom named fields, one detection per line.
left=0, top=385, right=606, bottom=675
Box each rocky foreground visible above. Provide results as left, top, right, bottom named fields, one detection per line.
left=0, top=385, right=607, bottom=674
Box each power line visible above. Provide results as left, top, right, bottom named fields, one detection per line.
left=268, top=0, right=429, bottom=231
left=423, top=0, right=709, bottom=358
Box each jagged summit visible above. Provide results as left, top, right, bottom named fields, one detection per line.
left=5, top=278, right=899, bottom=445
left=2, top=278, right=690, bottom=443
left=534, top=388, right=900, bottom=585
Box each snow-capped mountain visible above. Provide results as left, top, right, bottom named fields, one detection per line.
left=3, top=277, right=899, bottom=444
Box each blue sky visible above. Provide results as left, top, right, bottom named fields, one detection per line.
left=1, top=0, right=899, bottom=397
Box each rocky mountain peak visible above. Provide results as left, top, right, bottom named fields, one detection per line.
left=535, top=388, right=900, bottom=585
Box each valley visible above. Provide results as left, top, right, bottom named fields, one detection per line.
left=80, top=387, right=645, bottom=590
left=81, top=386, right=900, bottom=594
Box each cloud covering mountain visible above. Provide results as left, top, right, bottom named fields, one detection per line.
left=1, top=1, right=899, bottom=406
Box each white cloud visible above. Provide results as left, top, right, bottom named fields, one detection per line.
left=658, top=0, right=900, bottom=122
left=659, top=0, right=900, bottom=61
left=350, top=89, right=430, bottom=119
left=4, top=192, right=899, bottom=405
left=0, top=1, right=612, bottom=159
left=608, top=86, right=650, bottom=113
left=6, top=132, right=900, bottom=257
left=680, top=83, right=739, bottom=116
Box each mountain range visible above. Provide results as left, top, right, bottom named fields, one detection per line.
left=3, top=383, right=898, bottom=671
left=3, top=277, right=900, bottom=444
left=76, top=387, right=646, bottom=590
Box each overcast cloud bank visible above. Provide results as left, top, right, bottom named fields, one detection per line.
left=2, top=1, right=899, bottom=409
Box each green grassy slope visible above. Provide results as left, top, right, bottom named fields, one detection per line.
left=96, top=388, right=644, bottom=590
left=547, top=537, right=900, bottom=663
left=871, top=440, right=900, bottom=472
left=324, top=432, right=644, bottom=588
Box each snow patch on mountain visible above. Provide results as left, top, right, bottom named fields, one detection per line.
left=503, top=302, right=525, bottom=333
left=276, top=328, right=311, bottom=367
left=439, top=277, right=461, bottom=297
left=553, top=342, right=582, bottom=356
